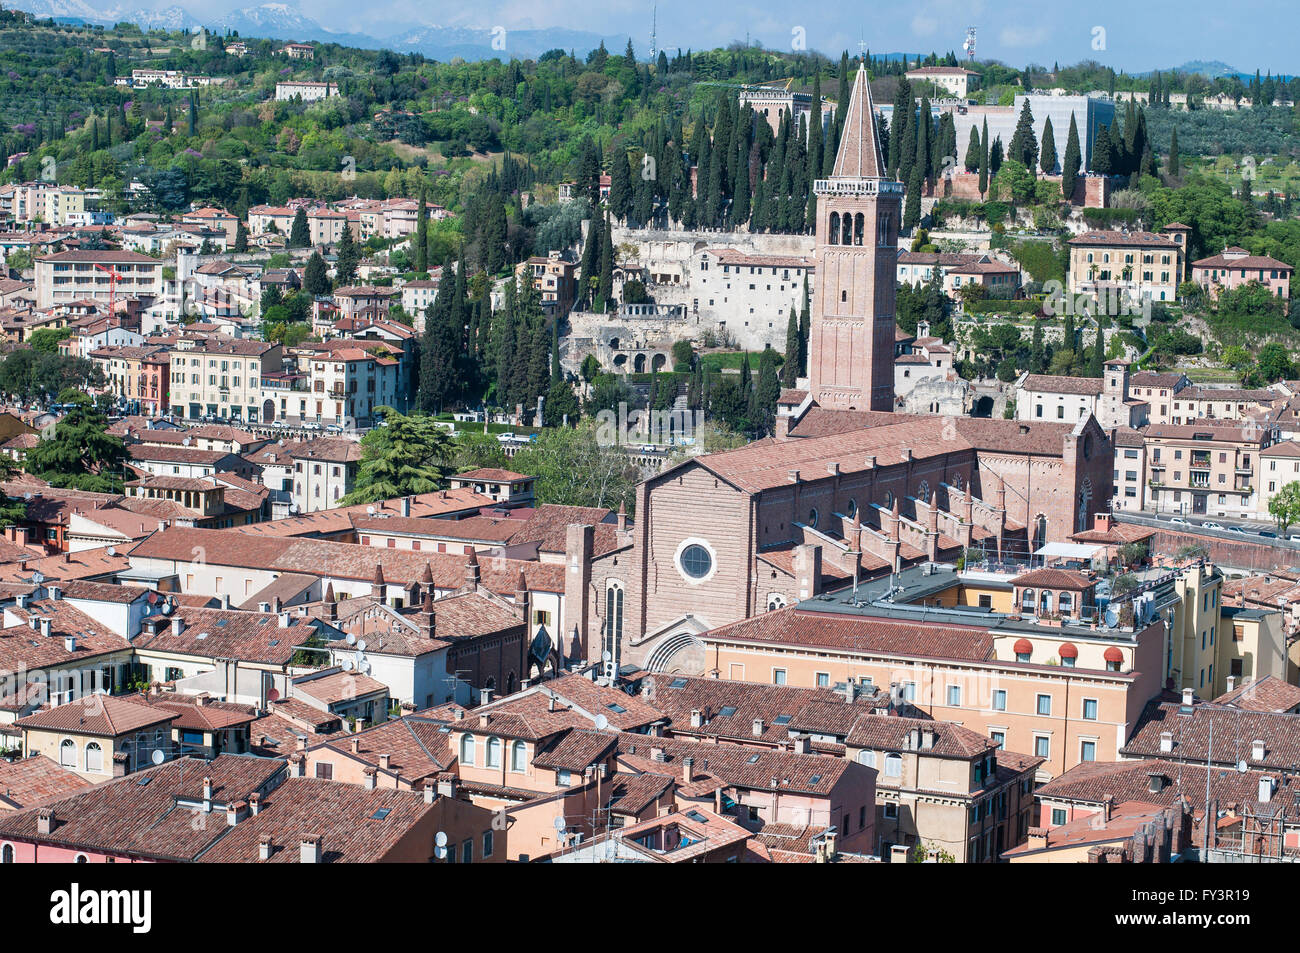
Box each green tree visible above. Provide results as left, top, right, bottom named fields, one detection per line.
left=964, top=124, right=982, bottom=173
left=339, top=409, right=452, bottom=504
left=24, top=390, right=126, bottom=493
left=1062, top=112, right=1082, bottom=200
left=302, top=252, right=330, bottom=296
left=1168, top=127, right=1180, bottom=177
left=335, top=221, right=360, bottom=286
left=233, top=220, right=248, bottom=253
left=977, top=117, right=989, bottom=198
left=1039, top=116, right=1057, bottom=175
left=288, top=208, right=310, bottom=249
left=510, top=419, right=637, bottom=511
left=1268, top=481, right=1300, bottom=534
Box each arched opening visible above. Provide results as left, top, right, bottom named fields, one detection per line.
left=841, top=213, right=852, bottom=246
left=1039, top=590, right=1053, bottom=614
left=459, top=734, right=476, bottom=766
left=1058, top=591, right=1073, bottom=616
left=1021, top=588, right=1035, bottom=612
left=645, top=631, right=707, bottom=674
left=651, top=353, right=667, bottom=373
left=854, top=212, right=864, bottom=246
left=505, top=672, right=517, bottom=695
left=828, top=212, right=840, bottom=244
left=1032, top=514, right=1048, bottom=553
left=510, top=740, right=527, bottom=773
left=633, top=353, right=647, bottom=374
left=486, top=736, right=502, bottom=768
left=1, top=844, right=12, bottom=863
left=85, top=742, right=103, bottom=773
left=59, top=739, right=76, bottom=769
left=262, top=399, right=275, bottom=422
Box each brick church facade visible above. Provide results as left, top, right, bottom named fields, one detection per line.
left=561, top=69, right=1115, bottom=675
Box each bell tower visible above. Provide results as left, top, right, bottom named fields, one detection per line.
left=807, top=66, right=902, bottom=412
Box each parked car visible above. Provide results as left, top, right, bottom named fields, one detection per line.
left=1259, top=530, right=1278, bottom=539
left=1201, top=522, right=1224, bottom=530
left=1169, top=517, right=1189, bottom=525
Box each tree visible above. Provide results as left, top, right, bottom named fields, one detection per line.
left=977, top=117, right=989, bottom=198
left=233, top=220, right=249, bottom=253
left=335, top=222, right=360, bottom=286
left=511, top=419, right=638, bottom=511
left=1039, top=116, right=1057, bottom=175
left=288, top=208, right=310, bottom=249
left=1168, top=128, right=1180, bottom=177
left=24, top=390, right=126, bottom=493
left=1091, top=123, right=1114, bottom=176
left=339, top=409, right=451, bottom=504
left=1269, top=481, right=1300, bottom=534
left=1007, top=99, right=1038, bottom=171
left=545, top=377, right=581, bottom=424
left=964, top=124, right=981, bottom=173
left=414, top=189, right=429, bottom=273
left=302, top=252, right=330, bottom=296
left=1062, top=112, right=1082, bottom=200
left=781, top=307, right=801, bottom=387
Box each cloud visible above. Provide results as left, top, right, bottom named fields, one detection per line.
left=998, top=24, right=1049, bottom=49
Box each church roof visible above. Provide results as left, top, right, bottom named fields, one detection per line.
left=831, top=67, right=886, bottom=180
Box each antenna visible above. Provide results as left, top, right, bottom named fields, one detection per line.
left=963, top=27, right=977, bottom=62
left=649, top=4, right=657, bottom=62
left=434, top=830, right=448, bottom=860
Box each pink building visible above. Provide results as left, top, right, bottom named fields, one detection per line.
left=1192, top=246, right=1292, bottom=300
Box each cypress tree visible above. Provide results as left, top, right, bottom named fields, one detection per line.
left=1008, top=99, right=1037, bottom=170
left=964, top=124, right=981, bottom=172
left=288, top=208, right=310, bottom=248
left=335, top=221, right=360, bottom=285
left=233, top=220, right=248, bottom=253
left=798, top=277, right=811, bottom=376
left=1062, top=112, right=1082, bottom=199
left=607, top=150, right=632, bottom=222
left=781, top=307, right=800, bottom=387
left=1168, top=127, right=1180, bottom=176
left=595, top=216, right=613, bottom=311
left=1091, top=123, right=1114, bottom=175
left=904, top=164, right=922, bottom=232
left=414, top=189, right=428, bottom=273
left=1039, top=116, right=1057, bottom=174
left=978, top=117, right=989, bottom=197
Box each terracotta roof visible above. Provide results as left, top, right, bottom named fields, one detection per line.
left=1120, top=700, right=1300, bottom=770
left=0, top=754, right=93, bottom=809
left=452, top=468, right=531, bottom=483
left=615, top=732, right=854, bottom=797
left=1067, top=230, right=1180, bottom=249
left=1019, top=374, right=1104, bottom=397
left=314, top=714, right=452, bottom=780
left=1009, top=568, right=1094, bottom=589
left=16, top=693, right=176, bottom=737
left=0, top=599, right=131, bottom=672
left=831, top=68, right=885, bottom=180
left=132, top=608, right=324, bottom=666
left=701, top=605, right=994, bottom=661
left=1211, top=676, right=1300, bottom=714
left=1036, top=757, right=1299, bottom=812
left=294, top=670, right=388, bottom=706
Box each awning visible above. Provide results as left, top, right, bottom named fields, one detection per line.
left=1034, top=542, right=1104, bottom=559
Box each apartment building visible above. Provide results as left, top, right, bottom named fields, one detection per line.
left=33, top=250, right=163, bottom=309
left=1066, top=226, right=1189, bottom=302
left=290, top=437, right=362, bottom=512
left=1257, top=439, right=1300, bottom=521
left=515, top=251, right=579, bottom=315
left=904, top=65, right=980, bottom=98
left=293, top=340, right=404, bottom=429
left=1015, top=360, right=1148, bottom=430
left=168, top=338, right=284, bottom=422
left=1144, top=421, right=1276, bottom=519
left=88, top=345, right=170, bottom=415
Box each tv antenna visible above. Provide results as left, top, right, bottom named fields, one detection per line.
left=649, top=4, right=657, bottom=62
left=963, top=27, right=977, bottom=61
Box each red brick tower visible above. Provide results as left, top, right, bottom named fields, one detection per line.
left=808, top=66, right=902, bottom=412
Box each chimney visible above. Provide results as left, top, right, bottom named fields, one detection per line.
left=1159, top=731, right=1174, bottom=753
left=401, top=495, right=411, bottom=518
left=1252, top=739, right=1266, bottom=762
left=752, top=718, right=764, bottom=737
left=617, top=501, right=627, bottom=532
left=794, top=735, right=811, bottom=754
left=249, top=793, right=260, bottom=816
left=15, top=593, right=27, bottom=609
left=683, top=756, right=694, bottom=783
left=278, top=611, right=291, bottom=628
left=465, top=550, right=480, bottom=588
left=220, top=594, right=231, bottom=610
left=63, top=635, right=76, bottom=653
left=378, top=753, right=391, bottom=771
left=47, top=584, right=61, bottom=601
left=424, top=781, right=436, bottom=804
left=323, top=582, right=337, bottom=622
left=362, top=766, right=377, bottom=790
left=172, top=617, right=185, bottom=637
left=372, top=561, right=385, bottom=598
left=1258, top=776, right=1275, bottom=803
left=202, top=776, right=213, bottom=810
left=690, top=708, right=704, bottom=729
left=1027, top=827, right=1048, bottom=851
left=38, top=618, right=51, bottom=638
left=650, top=747, right=666, bottom=763
left=842, top=680, right=857, bottom=704
left=1226, top=675, right=1237, bottom=692
left=299, top=834, right=321, bottom=864
left=788, top=469, right=800, bottom=484
left=921, top=728, right=937, bottom=750
left=37, top=808, right=57, bottom=835
left=351, top=738, right=361, bottom=754
left=226, top=800, right=246, bottom=826
left=1148, top=771, right=1165, bottom=793
left=1182, top=688, right=1194, bottom=706
left=258, top=835, right=273, bottom=860
left=258, top=602, right=271, bottom=613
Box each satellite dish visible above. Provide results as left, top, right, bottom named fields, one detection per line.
left=267, top=688, right=280, bottom=702
left=367, top=506, right=376, bottom=516
left=553, top=816, right=567, bottom=832
left=342, top=659, right=354, bottom=671
left=346, top=633, right=356, bottom=645
left=151, top=749, right=165, bottom=765
left=435, top=831, right=448, bottom=847
left=31, top=571, right=44, bottom=585
left=594, top=714, right=609, bottom=731
left=1237, top=760, right=1249, bottom=774
left=161, top=601, right=173, bottom=615
left=435, top=846, right=447, bottom=859
left=602, top=651, right=612, bottom=663
left=1104, top=607, right=1120, bottom=628
left=107, top=546, right=117, bottom=556
left=357, top=640, right=367, bottom=652
left=360, top=661, right=371, bottom=675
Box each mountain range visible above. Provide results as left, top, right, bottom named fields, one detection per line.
left=6, top=0, right=635, bottom=60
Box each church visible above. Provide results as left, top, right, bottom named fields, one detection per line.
left=569, top=68, right=1114, bottom=675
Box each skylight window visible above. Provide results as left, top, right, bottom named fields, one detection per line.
left=747, top=754, right=760, bottom=764
left=371, top=808, right=391, bottom=820
left=669, top=677, right=688, bottom=689
left=718, top=706, right=737, bottom=717
left=606, top=703, right=626, bottom=714
left=810, top=775, right=822, bottom=784
left=774, top=715, right=792, bottom=725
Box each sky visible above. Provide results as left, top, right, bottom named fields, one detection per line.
left=71, top=0, right=1300, bottom=73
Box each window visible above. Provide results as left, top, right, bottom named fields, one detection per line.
left=816, top=672, right=830, bottom=688
left=1080, top=740, right=1096, bottom=762
left=486, top=736, right=502, bottom=768
left=678, top=543, right=713, bottom=580
left=59, top=738, right=76, bottom=768
left=884, top=754, right=902, bottom=777
left=1051, top=808, right=1067, bottom=826
left=1034, top=736, right=1050, bottom=758
left=772, top=669, right=787, bottom=686
left=1083, top=698, right=1098, bottom=721
left=605, top=584, right=624, bottom=640
left=459, top=734, right=475, bottom=766
left=510, top=740, right=526, bottom=772
left=0, top=844, right=11, bottom=863
left=1036, top=694, right=1052, bottom=716
left=858, top=750, right=877, bottom=768
left=807, top=508, right=819, bottom=528
left=990, top=731, right=1005, bottom=749
left=947, top=685, right=961, bottom=706
left=901, top=681, right=916, bottom=702
left=315, top=762, right=333, bottom=780
left=482, top=831, right=494, bottom=858
left=557, top=769, right=573, bottom=786
left=992, top=690, right=1006, bottom=711
left=883, top=802, right=898, bottom=819
left=462, top=840, right=473, bottom=864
